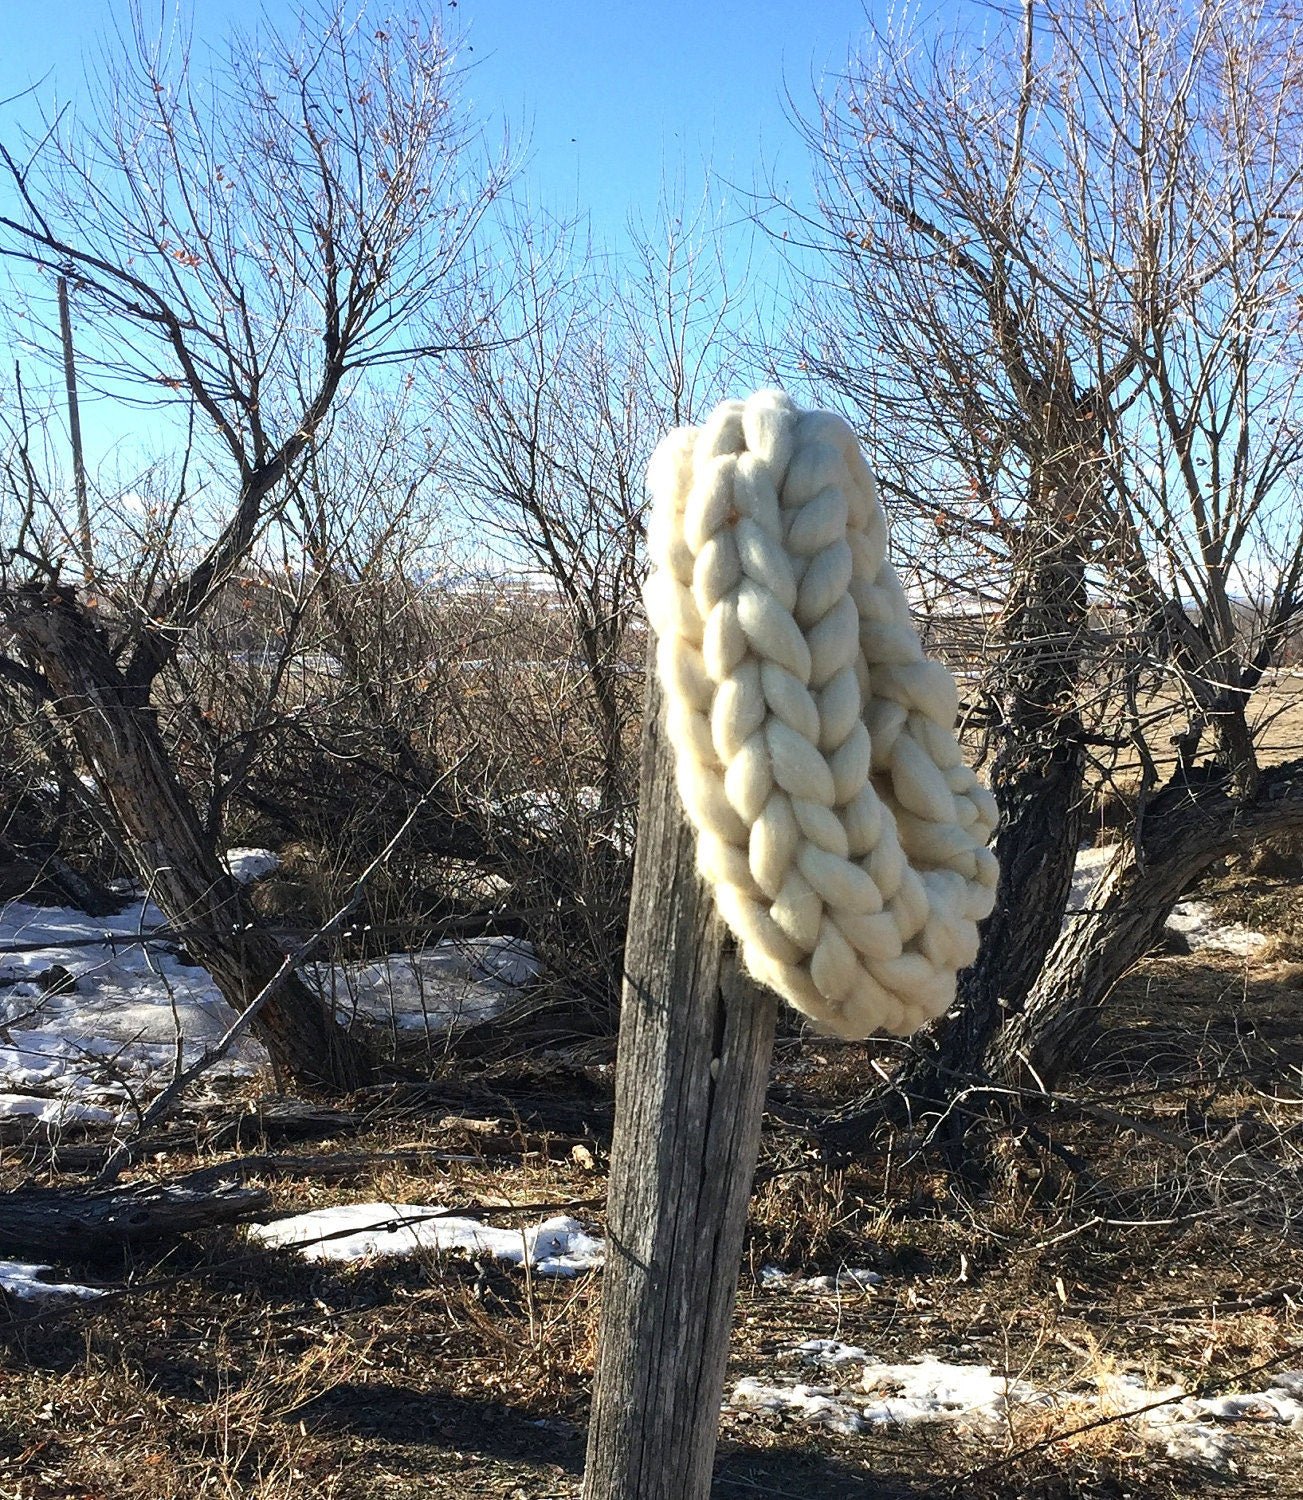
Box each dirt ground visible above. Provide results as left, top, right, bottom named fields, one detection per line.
left=3, top=874, right=1303, bottom=1499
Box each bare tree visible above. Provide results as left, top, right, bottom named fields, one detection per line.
left=441, top=202, right=738, bottom=821
left=989, top=0, right=1303, bottom=1088
left=786, top=0, right=1303, bottom=1135
left=429, top=199, right=743, bottom=1005
left=0, top=1, right=507, bottom=1089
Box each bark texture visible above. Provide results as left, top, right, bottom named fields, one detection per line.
left=8, top=586, right=372, bottom=1092
left=992, top=760, right=1303, bottom=1090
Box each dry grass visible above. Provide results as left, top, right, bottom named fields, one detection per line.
left=7, top=903, right=1303, bottom=1497
left=1206, top=870, right=1303, bottom=965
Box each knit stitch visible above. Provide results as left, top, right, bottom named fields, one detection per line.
left=643, top=391, right=998, bottom=1038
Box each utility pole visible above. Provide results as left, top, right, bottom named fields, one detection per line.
left=57, top=275, right=93, bottom=581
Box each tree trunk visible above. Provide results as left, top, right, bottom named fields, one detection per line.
left=582, top=669, right=777, bottom=1500
left=8, top=586, right=372, bottom=1092
left=822, top=503, right=1089, bottom=1157
left=990, top=761, right=1303, bottom=1091
left=943, top=501, right=1091, bottom=1023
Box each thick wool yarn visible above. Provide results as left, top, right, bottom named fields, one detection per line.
left=642, top=390, right=999, bottom=1038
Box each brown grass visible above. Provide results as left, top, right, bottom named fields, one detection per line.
left=7, top=949, right=1303, bottom=1500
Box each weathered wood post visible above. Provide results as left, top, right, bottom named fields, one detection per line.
left=582, top=669, right=777, bottom=1500
left=583, top=390, right=999, bottom=1498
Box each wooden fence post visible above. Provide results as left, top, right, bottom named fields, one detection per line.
left=582, top=668, right=778, bottom=1500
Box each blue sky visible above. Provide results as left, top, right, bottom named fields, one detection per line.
left=3, top=0, right=878, bottom=240
left=1, top=0, right=885, bottom=472
left=463, top=0, right=874, bottom=225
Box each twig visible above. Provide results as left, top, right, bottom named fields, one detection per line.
left=1132, top=1282, right=1301, bottom=1321
left=937, top=1344, right=1303, bottom=1494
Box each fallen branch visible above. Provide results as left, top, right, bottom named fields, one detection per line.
left=1125, top=1282, right=1302, bottom=1322
left=0, top=1170, right=270, bottom=1258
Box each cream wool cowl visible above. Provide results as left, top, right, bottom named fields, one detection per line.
left=642, top=390, right=999, bottom=1039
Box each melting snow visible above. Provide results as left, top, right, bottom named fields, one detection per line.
left=492, top=787, right=633, bottom=852
left=760, top=1264, right=882, bottom=1294
left=221, top=848, right=280, bottom=884
left=0, top=1094, right=118, bottom=1127
left=248, top=1202, right=603, bottom=1276
left=732, top=1356, right=1049, bottom=1434
left=859, top=1358, right=1047, bottom=1424
left=1165, top=901, right=1271, bottom=957
left=311, top=936, right=540, bottom=1035
left=1089, top=1369, right=1303, bottom=1466
left=793, top=1339, right=870, bottom=1366
left=730, top=1378, right=870, bottom=1435
left=0, top=1259, right=105, bottom=1303
left=1070, top=845, right=1271, bottom=955
left=727, top=1347, right=1303, bottom=1473
left=0, top=862, right=538, bottom=1114
left=1068, top=844, right=1118, bottom=911
left=0, top=890, right=264, bottom=1110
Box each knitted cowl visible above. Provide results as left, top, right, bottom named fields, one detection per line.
left=642, top=390, right=999, bottom=1038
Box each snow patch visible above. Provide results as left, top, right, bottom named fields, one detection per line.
left=221, top=848, right=280, bottom=884
left=859, top=1358, right=1048, bottom=1425
left=310, top=936, right=540, bottom=1035
left=492, top=787, right=633, bottom=852
left=1067, top=844, right=1117, bottom=912
left=248, top=1202, right=603, bottom=1276
left=0, top=887, right=538, bottom=1111
left=792, top=1338, right=869, bottom=1367
left=726, top=1348, right=1303, bottom=1474
left=0, top=1093, right=118, bottom=1127
left=730, top=1357, right=1051, bottom=1439
left=1070, top=845, right=1271, bottom=955
left=0, top=893, right=267, bottom=1107
left=1165, top=900, right=1271, bottom=957
left=730, top=1378, right=870, bottom=1435
left=0, top=1259, right=105, bottom=1303
left=760, top=1264, right=882, bottom=1294
left=1095, top=1369, right=1303, bottom=1468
